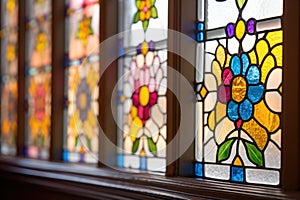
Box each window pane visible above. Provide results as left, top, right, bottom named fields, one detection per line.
left=63, top=0, right=100, bottom=163
left=25, top=0, right=52, bottom=159
left=118, top=0, right=168, bottom=172
left=195, top=0, right=283, bottom=186
left=0, top=0, right=18, bottom=155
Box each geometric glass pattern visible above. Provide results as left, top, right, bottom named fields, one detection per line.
left=25, top=0, right=52, bottom=159
left=63, top=0, right=100, bottom=163
left=118, top=0, right=168, bottom=172
left=195, top=0, right=283, bottom=186
left=0, top=0, right=18, bottom=155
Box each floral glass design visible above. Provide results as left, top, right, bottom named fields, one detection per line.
left=118, top=0, right=168, bottom=172
left=26, top=0, right=52, bottom=159
left=0, top=0, right=18, bottom=155
left=76, top=16, right=94, bottom=47
left=66, top=62, right=99, bottom=163
left=195, top=0, right=283, bottom=185
left=118, top=41, right=167, bottom=171
left=64, top=0, right=100, bottom=163
left=28, top=74, right=51, bottom=156
left=133, top=0, right=158, bottom=31
left=67, top=0, right=99, bottom=61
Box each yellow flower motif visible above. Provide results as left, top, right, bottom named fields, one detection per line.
left=76, top=16, right=94, bottom=47
left=6, top=0, right=16, bottom=13
left=1, top=81, right=17, bottom=145
left=35, top=32, right=47, bottom=54
left=6, top=44, right=16, bottom=62
left=205, top=30, right=282, bottom=167
left=68, top=65, right=99, bottom=150
left=28, top=74, right=51, bottom=147
left=133, top=0, right=158, bottom=31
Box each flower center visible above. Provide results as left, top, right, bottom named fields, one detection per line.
left=79, top=93, right=87, bottom=110
left=231, top=76, right=247, bottom=103
left=143, top=6, right=148, bottom=12
left=139, top=86, right=150, bottom=106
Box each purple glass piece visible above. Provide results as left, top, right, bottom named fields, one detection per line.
left=149, top=41, right=154, bottom=51
left=247, top=19, right=255, bottom=34
left=137, top=43, right=142, bottom=54
left=226, top=23, right=235, bottom=38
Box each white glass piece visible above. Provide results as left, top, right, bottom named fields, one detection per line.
left=243, top=0, right=283, bottom=21
left=215, top=118, right=235, bottom=145
left=204, top=92, right=217, bottom=112
left=204, top=164, right=230, bottom=180
left=147, top=157, right=166, bottom=172
left=266, top=68, right=282, bottom=90
left=196, top=102, right=203, bottom=162
left=246, top=169, right=280, bottom=185
left=265, top=91, right=282, bottom=113
left=124, top=155, right=140, bottom=169
left=242, top=34, right=256, bottom=52
left=264, top=141, right=281, bottom=169
left=271, top=129, right=281, bottom=148
left=196, top=43, right=204, bottom=83
left=204, top=138, right=217, bottom=162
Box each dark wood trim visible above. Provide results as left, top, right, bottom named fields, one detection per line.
left=0, top=157, right=299, bottom=200
left=16, top=0, right=26, bottom=156
left=281, top=0, right=300, bottom=190
left=49, top=0, right=65, bottom=161
left=98, top=0, right=119, bottom=168
left=166, top=0, right=181, bottom=177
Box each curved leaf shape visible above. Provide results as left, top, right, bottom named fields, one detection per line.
left=244, top=141, right=263, bottom=166
left=132, top=138, right=140, bottom=154
left=150, top=7, right=158, bottom=18
left=150, top=0, right=156, bottom=6
left=142, top=20, right=149, bottom=31
left=136, top=0, right=141, bottom=8
left=86, top=137, right=92, bottom=151
left=75, top=135, right=79, bottom=147
left=133, top=11, right=140, bottom=23
left=147, top=137, right=157, bottom=156
left=236, top=0, right=247, bottom=9
left=217, top=138, right=235, bottom=162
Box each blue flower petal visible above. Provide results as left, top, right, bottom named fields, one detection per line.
left=239, top=99, right=253, bottom=121
left=227, top=100, right=239, bottom=121
left=241, top=54, right=249, bottom=76
left=246, top=65, right=260, bottom=84
left=248, top=84, right=264, bottom=103
left=230, top=55, right=241, bottom=76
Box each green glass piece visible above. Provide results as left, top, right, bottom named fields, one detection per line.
left=150, top=0, right=156, bottom=6
left=132, top=138, right=140, bottom=154
left=217, top=138, right=235, bottom=162
left=236, top=0, right=247, bottom=10
left=86, top=137, right=92, bottom=151
left=142, top=20, right=149, bottom=31
left=133, top=11, right=140, bottom=23
left=147, top=137, right=157, bottom=156
left=136, top=0, right=141, bottom=8
left=150, top=6, right=158, bottom=19
left=244, top=141, right=263, bottom=167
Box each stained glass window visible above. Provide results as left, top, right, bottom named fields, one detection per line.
left=25, top=0, right=52, bottom=159
left=117, top=0, right=168, bottom=172
left=0, top=0, right=18, bottom=155
left=195, top=0, right=283, bottom=185
left=63, top=0, right=100, bottom=163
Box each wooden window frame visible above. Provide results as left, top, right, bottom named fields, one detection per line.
left=0, top=0, right=300, bottom=199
